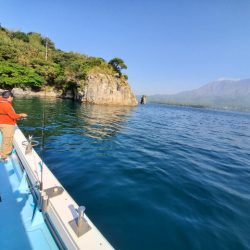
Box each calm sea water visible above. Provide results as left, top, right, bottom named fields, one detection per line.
left=14, top=97, right=250, bottom=250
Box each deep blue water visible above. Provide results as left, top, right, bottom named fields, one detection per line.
left=14, top=98, right=250, bottom=250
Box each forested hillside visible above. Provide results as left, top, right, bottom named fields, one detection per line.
left=0, top=26, right=127, bottom=91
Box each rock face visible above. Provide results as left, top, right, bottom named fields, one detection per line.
left=140, top=95, right=147, bottom=104
left=75, top=73, right=138, bottom=106
left=11, top=88, right=62, bottom=97
left=2, top=73, right=138, bottom=106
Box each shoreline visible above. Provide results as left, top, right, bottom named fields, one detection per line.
left=6, top=88, right=137, bottom=107
left=147, top=101, right=250, bottom=113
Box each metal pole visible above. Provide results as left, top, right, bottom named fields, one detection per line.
left=45, top=36, right=48, bottom=61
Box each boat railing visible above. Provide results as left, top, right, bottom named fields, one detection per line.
left=13, top=126, right=114, bottom=250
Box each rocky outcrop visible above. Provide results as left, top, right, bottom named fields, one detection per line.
left=1, top=73, right=138, bottom=106
left=140, top=95, right=147, bottom=104
left=11, top=88, right=62, bottom=97
left=75, top=73, right=138, bottom=106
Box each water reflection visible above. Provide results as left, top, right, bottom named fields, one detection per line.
left=14, top=97, right=135, bottom=141
left=80, top=104, right=133, bottom=139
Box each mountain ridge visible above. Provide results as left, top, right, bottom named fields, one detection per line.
left=148, top=79, right=250, bottom=111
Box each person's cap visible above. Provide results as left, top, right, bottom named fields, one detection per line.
left=2, top=91, right=14, bottom=98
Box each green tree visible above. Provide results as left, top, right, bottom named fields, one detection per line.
left=29, top=58, right=61, bottom=84
left=0, top=43, right=18, bottom=61
left=41, top=37, right=55, bottom=49
left=11, top=31, right=29, bottom=43
left=123, top=74, right=128, bottom=80
left=0, top=61, right=44, bottom=89
left=64, top=61, right=86, bottom=86
left=108, top=57, right=127, bottom=76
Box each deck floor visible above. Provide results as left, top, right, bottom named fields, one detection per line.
left=0, top=150, right=58, bottom=250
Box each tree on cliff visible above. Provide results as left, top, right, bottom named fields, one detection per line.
left=0, top=61, right=44, bottom=89
left=108, top=58, right=127, bottom=76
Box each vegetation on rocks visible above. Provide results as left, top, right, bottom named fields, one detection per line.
left=0, top=25, right=128, bottom=91
left=108, top=58, right=127, bottom=76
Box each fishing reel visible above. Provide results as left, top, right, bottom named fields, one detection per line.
left=22, top=135, right=40, bottom=154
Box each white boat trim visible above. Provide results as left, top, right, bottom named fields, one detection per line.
left=13, top=126, right=114, bottom=250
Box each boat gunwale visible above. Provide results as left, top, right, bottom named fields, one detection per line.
left=13, top=126, right=114, bottom=250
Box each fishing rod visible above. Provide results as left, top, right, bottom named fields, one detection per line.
left=39, top=36, right=48, bottom=191
left=39, top=90, right=46, bottom=191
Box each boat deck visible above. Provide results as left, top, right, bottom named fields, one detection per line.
left=0, top=150, right=58, bottom=250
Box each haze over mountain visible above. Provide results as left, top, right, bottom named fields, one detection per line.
left=148, top=79, right=250, bottom=111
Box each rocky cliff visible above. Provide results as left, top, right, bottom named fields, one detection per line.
left=0, top=26, right=138, bottom=106
left=75, top=73, right=138, bottom=106
left=9, top=73, right=138, bottom=106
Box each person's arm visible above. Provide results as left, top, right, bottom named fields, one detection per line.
left=3, top=103, right=23, bottom=120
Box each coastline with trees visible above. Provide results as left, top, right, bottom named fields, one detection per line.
left=0, top=26, right=137, bottom=106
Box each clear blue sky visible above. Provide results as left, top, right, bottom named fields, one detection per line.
left=1, top=0, right=250, bottom=95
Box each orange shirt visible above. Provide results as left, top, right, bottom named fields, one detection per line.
left=0, top=97, right=21, bottom=125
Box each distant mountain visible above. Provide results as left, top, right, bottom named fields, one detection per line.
left=148, top=79, right=250, bottom=111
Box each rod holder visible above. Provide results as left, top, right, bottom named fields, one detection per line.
left=39, top=187, right=63, bottom=212
left=77, top=206, right=85, bottom=228
left=22, top=136, right=39, bottom=154
left=25, top=141, right=33, bottom=154
left=42, top=194, right=49, bottom=212
left=39, top=191, right=45, bottom=211
left=44, top=186, right=64, bottom=198
left=69, top=206, right=91, bottom=237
